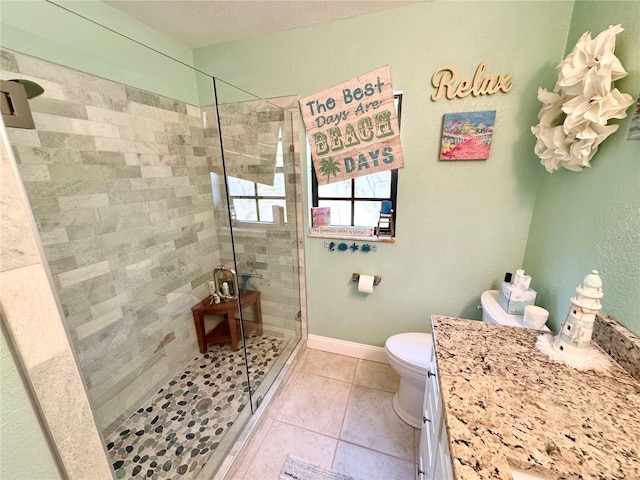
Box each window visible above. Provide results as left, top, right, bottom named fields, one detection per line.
left=227, top=129, right=287, bottom=223
left=311, top=94, right=401, bottom=229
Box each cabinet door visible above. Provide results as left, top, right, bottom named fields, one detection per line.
left=419, top=336, right=454, bottom=480
left=421, top=407, right=437, bottom=474
left=417, top=452, right=426, bottom=480
left=438, top=424, right=454, bottom=480
left=423, top=337, right=454, bottom=480
left=425, top=353, right=442, bottom=444
left=421, top=368, right=439, bottom=475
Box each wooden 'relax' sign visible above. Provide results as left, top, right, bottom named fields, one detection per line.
left=300, top=66, right=404, bottom=185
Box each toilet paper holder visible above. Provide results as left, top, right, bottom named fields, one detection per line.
left=352, top=273, right=381, bottom=286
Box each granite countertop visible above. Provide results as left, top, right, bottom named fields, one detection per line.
left=431, top=316, right=640, bottom=480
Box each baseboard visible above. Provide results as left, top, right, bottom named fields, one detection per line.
left=307, top=334, right=388, bottom=364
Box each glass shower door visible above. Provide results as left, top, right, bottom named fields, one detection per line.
left=212, top=78, right=302, bottom=413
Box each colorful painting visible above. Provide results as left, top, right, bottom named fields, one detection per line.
left=439, top=110, right=497, bottom=160
left=627, top=95, right=640, bottom=141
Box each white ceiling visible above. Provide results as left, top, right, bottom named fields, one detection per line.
left=106, top=0, right=421, bottom=49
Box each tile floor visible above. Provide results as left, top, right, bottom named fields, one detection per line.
left=226, top=348, right=419, bottom=480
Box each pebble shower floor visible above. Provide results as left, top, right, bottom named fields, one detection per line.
left=105, top=334, right=288, bottom=479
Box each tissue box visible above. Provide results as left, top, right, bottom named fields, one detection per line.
left=499, top=283, right=537, bottom=315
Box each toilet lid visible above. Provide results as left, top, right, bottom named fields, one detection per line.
left=386, top=333, right=432, bottom=369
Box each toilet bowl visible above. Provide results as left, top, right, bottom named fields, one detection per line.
left=385, top=332, right=433, bottom=428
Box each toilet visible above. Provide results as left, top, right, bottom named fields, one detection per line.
left=480, top=290, right=550, bottom=331
left=385, top=332, right=433, bottom=428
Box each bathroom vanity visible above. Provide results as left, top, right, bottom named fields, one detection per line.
left=420, top=316, right=640, bottom=480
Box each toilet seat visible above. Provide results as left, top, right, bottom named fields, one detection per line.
left=385, top=333, right=432, bottom=373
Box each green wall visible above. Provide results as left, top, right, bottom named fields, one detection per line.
left=194, top=1, right=575, bottom=345
left=1, top=330, right=62, bottom=480
left=0, top=0, right=201, bottom=105
left=522, top=0, right=640, bottom=333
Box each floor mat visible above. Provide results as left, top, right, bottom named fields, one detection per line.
left=280, top=455, right=360, bottom=480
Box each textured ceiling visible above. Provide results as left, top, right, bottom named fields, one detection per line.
left=106, top=0, right=421, bottom=49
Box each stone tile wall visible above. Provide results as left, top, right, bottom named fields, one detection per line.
left=1, top=101, right=113, bottom=478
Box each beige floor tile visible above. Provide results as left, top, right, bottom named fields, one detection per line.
left=224, top=353, right=310, bottom=480
left=261, top=370, right=299, bottom=418
left=353, top=359, right=400, bottom=393
left=275, top=372, right=352, bottom=437
left=241, top=420, right=337, bottom=480
left=225, top=416, right=275, bottom=480
left=302, top=349, right=358, bottom=382
left=333, top=441, right=416, bottom=480
left=340, top=385, right=415, bottom=461
left=227, top=469, right=244, bottom=480
left=228, top=348, right=424, bottom=480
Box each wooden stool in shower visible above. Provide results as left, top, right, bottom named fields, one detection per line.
left=191, top=290, right=263, bottom=353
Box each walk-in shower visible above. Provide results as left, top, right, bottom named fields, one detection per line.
left=0, top=3, right=304, bottom=479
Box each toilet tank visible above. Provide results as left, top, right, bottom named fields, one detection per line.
left=481, top=290, right=551, bottom=331
left=481, top=290, right=527, bottom=328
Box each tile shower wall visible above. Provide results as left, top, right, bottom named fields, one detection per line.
left=1, top=48, right=220, bottom=435
left=1, top=113, right=114, bottom=478
left=221, top=228, right=301, bottom=333
left=203, top=100, right=303, bottom=336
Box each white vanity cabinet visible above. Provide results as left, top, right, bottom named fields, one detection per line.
left=418, top=343, right=453, bottom=480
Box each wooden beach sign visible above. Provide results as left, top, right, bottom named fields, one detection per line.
left=299, top=66, right=404, bottom=185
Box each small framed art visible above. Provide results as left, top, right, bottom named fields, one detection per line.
left=439, top=110, right=496, bottom=160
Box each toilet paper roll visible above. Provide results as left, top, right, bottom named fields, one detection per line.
left=358, top=274, right=375, bottom=294
left=524, top=305, right=549, bottom=328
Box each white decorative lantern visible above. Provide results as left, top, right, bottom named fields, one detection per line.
left=536, top=270, right=610, bottom=371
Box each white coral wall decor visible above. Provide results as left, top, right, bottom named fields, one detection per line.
left=531, top=24, right=634, bottom=172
